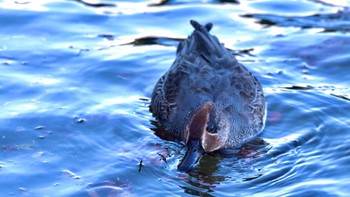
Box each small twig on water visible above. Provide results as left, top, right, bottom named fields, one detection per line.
left=138, top=160, right=143, bottom=172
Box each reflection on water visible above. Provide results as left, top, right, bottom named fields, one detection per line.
left=1, top=0, right=350, bottom=196
left=243, top=8, right=350, bottom=32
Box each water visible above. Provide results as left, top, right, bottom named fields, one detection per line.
left=1, top=0, right=350, bottom=196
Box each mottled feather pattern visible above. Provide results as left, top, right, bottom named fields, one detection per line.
left=151, top=20, right=265, bottom=148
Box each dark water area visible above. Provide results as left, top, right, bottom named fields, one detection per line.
left=1, top=0, right=350, bottom=196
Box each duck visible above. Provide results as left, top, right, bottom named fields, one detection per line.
left=151, top=20, right=266, bottom=171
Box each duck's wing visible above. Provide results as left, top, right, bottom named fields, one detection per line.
left=151, top=20, right=213, bottom=122
left=231, top=70, right=266, bottom=130
left=181, top=20, right=266, bottom=131
left=151, top=63, right=192, bottom=123
left=151, top=20, right=233, bottom=122
left=151, top=74, right=170, bottom=122
left=151, top=20, right=265, bottom=131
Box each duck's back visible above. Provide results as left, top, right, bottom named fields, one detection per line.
left=151, top=20, right=265, bottom=146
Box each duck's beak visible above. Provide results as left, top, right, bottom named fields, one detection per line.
left=177, top=139, right=204, bottom=171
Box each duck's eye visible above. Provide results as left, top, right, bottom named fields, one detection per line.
left=206, top=125, right=217, bottom=133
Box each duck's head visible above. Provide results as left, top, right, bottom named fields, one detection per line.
left=178, top=102, right=230, bottom=171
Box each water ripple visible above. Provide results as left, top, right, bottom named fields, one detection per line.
left=1, top=0, right=350, bottom=196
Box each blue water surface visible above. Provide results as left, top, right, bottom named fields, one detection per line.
left=1, top=0, right=350, bottom=196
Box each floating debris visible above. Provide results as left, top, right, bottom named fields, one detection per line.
left=157, top=153, right=167, bottom=163
left=138, top=160, right=143, bottom=172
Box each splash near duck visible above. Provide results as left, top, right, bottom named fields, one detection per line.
left=151, top=20, right=266, bottom=171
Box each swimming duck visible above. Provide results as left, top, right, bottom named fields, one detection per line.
left=151, top=20, right=266, bottom=171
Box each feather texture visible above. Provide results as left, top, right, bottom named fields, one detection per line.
left=151, top=20, right=266, bottom=149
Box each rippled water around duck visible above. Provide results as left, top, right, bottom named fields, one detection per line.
left=1, top=0, right=350, bottom=196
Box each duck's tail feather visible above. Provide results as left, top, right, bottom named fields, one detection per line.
left=176, top=20, right=226, bottom=61
left=190, top=20, right=213, bottom=32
